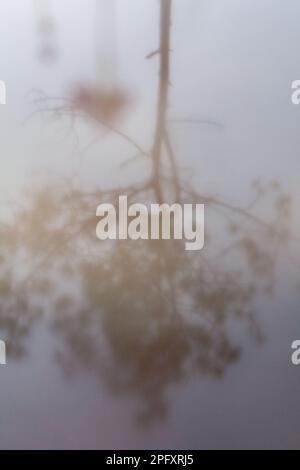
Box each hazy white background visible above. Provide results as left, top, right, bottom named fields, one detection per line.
left=0, top=0, right=300, bottom=449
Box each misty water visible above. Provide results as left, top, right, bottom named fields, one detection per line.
left=0, top=0, right=300, bottom=449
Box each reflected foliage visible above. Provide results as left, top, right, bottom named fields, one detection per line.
left=0, top=0, right=292, bottom=424
left=0, top=177, right=290, bottom=423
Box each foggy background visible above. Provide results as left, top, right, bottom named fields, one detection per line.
left=0, top=0, right=299, bottom=450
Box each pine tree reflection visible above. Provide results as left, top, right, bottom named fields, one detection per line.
left=0, top=0, right=292, bottom=424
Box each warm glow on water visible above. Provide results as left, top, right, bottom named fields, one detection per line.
left=0, top=0, right=299, bottom=450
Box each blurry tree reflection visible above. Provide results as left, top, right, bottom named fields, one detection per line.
left=0, top=0, right=292, bottom=424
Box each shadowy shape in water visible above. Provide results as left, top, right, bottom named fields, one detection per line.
left=0, top=0, right=292, bottom=424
